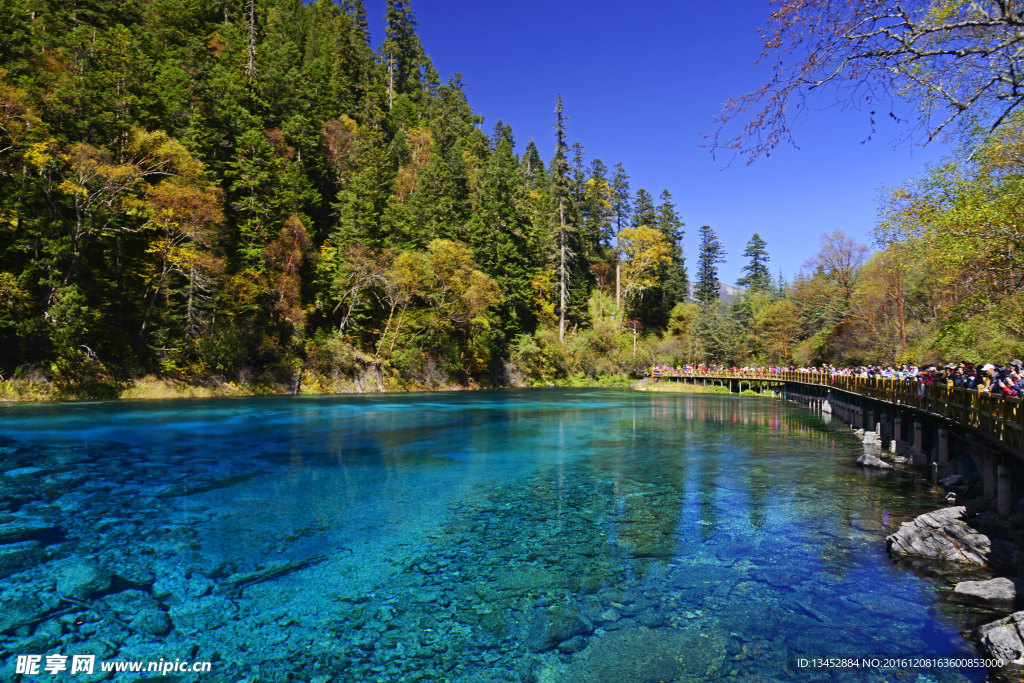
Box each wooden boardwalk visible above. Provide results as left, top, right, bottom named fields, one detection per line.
left=649, top=369, right=1024, bottom=455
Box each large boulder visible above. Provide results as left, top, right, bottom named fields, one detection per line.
left=954, top=577, right=1017, bottom=610
left=885, top=506, right=990, bottom=565
left=977, top=611, right=1024, bottom=667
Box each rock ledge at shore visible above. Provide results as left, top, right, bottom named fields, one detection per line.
left=885, top=506, right=990, bottom=565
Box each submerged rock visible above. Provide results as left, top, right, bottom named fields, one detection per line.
left=856, top=453, right=893, bottom=470
left=558, top=627, right=726, bottom=683
left=0, top=594, right=50, bottom=633
left=525, top=605, right=593, bottom=652
left=0, top=540, right=46, bottom=578
left=954, top=577, right=1017, bottom=610
left=3, top=466, right=45, bottom=484
left=0, top=516, right=62, bottom=544
left=886, top=506, right=990, bottom=565
left=53, top=558, right=114, bottom=598
left=104, top=589, right=171, bottom=636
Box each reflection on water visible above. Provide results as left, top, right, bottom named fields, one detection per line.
left=0, top=390, right=993, bottom=681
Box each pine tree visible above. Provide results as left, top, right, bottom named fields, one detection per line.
left=580, top=158, right=612, bottom=259
left=655, top=189, right=687, bottom=307
left=467, top=136, right=536, bottom=342
left=775, top=269, right=788, bottom=298
left=520, top=140, right=547, bottom=189
left=695, top=225, right=726, bottom=308
left=737, top=233, right=772, bottom=292
left=382, top=0, right=423, bottom=109
left=490, top=120, right=514, bottom=150
left=551, top=94, right=573, bottom=342
left=343, top=0, right=370, bottom=44
left=631, top=188, right=656, bottom=228
left=611, top=162, right=630, bottom=319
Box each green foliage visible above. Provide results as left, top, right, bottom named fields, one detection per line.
left=6, top=0, right=1020, bottom=399
left=737, top=233, right=771, bottom=292
left=694, top=225, right=725, bottom=308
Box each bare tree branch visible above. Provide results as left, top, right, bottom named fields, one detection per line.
left=710, top=0, right=1024, bottom=163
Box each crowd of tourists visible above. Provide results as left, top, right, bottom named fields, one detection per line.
left=651, top=361, right=1024, bottom=397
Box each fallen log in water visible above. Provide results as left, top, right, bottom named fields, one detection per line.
left=225, top=553, right=336, bottom=596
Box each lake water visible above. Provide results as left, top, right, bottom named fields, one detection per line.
left=0, top=389, right=996, bottom=681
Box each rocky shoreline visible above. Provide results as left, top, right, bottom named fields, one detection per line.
left=851, top=425, right=1024, bottom=680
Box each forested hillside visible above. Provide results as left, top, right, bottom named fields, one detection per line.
left=1, top=0, right=1021, bottom=398
left=0, top=0, right=697, bottom=395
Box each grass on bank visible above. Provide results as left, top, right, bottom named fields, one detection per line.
left=0, top=372, right=785, bottom=403
left=635, top=379, right=778, bottom=397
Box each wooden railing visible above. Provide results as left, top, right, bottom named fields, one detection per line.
left=648, top=368, right=1024, bottom=453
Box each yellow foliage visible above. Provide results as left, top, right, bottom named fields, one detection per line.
left=24, top=141, right=55, bottom=168
left=618, top=225, right=673, bottom=302
left=57, top=179, right=88, bottom=198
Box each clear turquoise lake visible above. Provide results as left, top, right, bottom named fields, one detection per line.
left=0, top=389, right=994, bottom=681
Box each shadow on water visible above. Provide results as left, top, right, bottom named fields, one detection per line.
left=0, top=390, right=997, bottom=681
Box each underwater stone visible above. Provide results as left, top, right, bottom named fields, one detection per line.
left=0, top=540, right=45, bottom=578
left=104, top=589, right=168, bottom=636
left=0, top=516, right=59, bottom=544
left=0, top=594, right=48, bottom=633
left=494, top=565, right=561, bottom=593
left=558, top=635, right=588, bottom=654
left=53, top=559, right=114, bottom=598
left=131, top=610, right=172, bottom=637
left=525, top=605, right=594, bottom=652
left=637, top=611, right=665, bottom=628
left=168, top=595, right=237, bottom=632
left=3, top=467, right=45, bottom=483
left=559, top=627, right=726, bottom=683
left=886, top=506, right=990, bottom=565
left=111, top=562, right=158, bottom=591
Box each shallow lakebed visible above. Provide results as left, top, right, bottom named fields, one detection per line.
left=0, top=389, right=997, bottom=681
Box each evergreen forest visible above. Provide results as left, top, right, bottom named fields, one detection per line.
left=1, top=0, right=1022, bottom=398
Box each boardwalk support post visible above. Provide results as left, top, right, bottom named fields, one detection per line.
left=998, top=464, right=1012, bottom=519
left=938, top=428, right=949, bottom=466
left=892, top=414, right=902, bottom=454
left=912, top=419, right=925, bottom=464
left=983, top=459, right=996, bottom=500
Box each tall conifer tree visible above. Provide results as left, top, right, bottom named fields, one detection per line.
left=611, top=162, right=631, bottom=319
left=737, top=233, right=772, bottom=292
left=580, top=159, right=612, bottom=258
left=695, top=224, right=726, bottom=308
left=655, top=189, right=687, bottom=307
left=382, top=0, right=422, bottom=108
left=631, top=188, right=656, bottom=229
left=551, top=94, right=573, bottom=341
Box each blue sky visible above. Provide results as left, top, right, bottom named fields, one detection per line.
left=365, top=0, right=952, bottom=285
